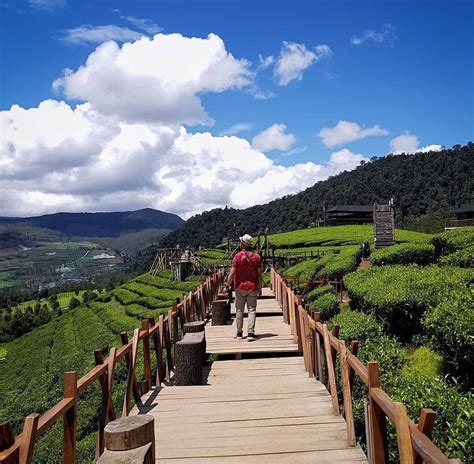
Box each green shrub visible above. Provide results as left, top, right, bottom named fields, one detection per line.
left=344, top=265, right=473, bottom=341
left=439, top=245, right=474, bottom=268
left=307, top=293, right=340, bottom=321
left=328, top=310, right=384, bottom=342
left=371, top=241, right=436, bottom=266
left=402, top=347, right=442, bottom=381
left=284, top=258, right=320, bottom=280
left=423, top=289, right=474, bottom=388
left=304, top=284, right=335, bottom=302
left=314, top=246, right=360, bottom=279
left=430, top=227, right=474, bottom=256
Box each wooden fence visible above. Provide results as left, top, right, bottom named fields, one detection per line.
left=0, top=269, right=226, bottom=464
left=271, top=268, right=462, bottom=464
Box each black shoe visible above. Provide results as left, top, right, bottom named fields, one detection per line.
left=247, top=332, right=258, bottom=341
left=234, top=332, right=243, bottom=340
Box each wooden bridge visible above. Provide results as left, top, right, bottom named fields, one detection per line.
left=0, top=269, right=461, bottom=463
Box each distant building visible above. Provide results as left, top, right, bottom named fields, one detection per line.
left=324, top=205, right=373, bottom=226
left=445, top=205, right=474, bottom=229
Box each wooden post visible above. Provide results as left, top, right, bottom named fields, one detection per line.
left=348, top=341, right=359, bottom=393
left=63, top=371, right=77, bottom=463
left=339, top=340, right=356, bottom=447
left=122, top=329, right=140, bottom=417
left=395, top=403, right=414, bottom=464
left=163, top=318, right=173, bottom=381
left=120, top=333, right=140, bottom=403
left=368, top=361, right=387, bottom=464
left=322, top=324, right=339, bottom=415
left=141, top=320, right=152, bottom=392
left=20, top=413, right=39, bottom=464
left=313, top=312, right=323, bottom=381
left=331, top=324, right=340, bottom=366
left=414, top=409, right=436, bottom=464
left=94, top=350, right=108, bottom=458
left=149, top=318, right=163, bottom=387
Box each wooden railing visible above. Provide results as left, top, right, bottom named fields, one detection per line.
left=270, top=268, right=462, bottom=464
left=0, top=269, right=226, bottom=464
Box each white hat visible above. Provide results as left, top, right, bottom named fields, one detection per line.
left=239, top=234, right=253, bottom=247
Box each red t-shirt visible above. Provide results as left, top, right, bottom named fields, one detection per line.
left=232, top=250, right=261, bottom=291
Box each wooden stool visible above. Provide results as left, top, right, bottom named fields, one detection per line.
left=175, top=332, right=205, bottom=385
left=183, top=321, right=206, bottom=365
left=211, top=300, right=228, bottom=325
left=97, top=415, right=155, bottom=463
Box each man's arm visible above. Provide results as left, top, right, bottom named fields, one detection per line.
left=226, top=266, right=235, bottom=287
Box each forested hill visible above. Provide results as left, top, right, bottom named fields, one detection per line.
left=0, top=208, right=184, bottom=238
left=162, top=143, right=473, bottom=247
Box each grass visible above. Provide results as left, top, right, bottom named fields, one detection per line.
left=0, top=343, right=6, bottom=359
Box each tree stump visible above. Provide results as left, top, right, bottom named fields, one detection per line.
left=175, top=332, right=204, bottom=385
left=211, top=300, right=228, bottom=325
left=184, top=321, right=206, bottom=365
left=183, top=321, right=205, bottom=333
left=99, top=415, right=155, bottom=463
left=97, top=443, right=152, bottom=464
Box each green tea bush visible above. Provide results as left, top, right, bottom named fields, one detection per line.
left=284, top=258, right=320, bottom=280
left=307, top=293, right=340, bottom=321
left=344, top=266, right=473, bottom=341
left=402, top=346, right=442, bottom=381
left=423, top=289, right=474, bottom=388
left=371, top=241, right=436, bottom=266
left=328, top=310, right=383, bottom=342
left=304, top=284, right=335, bottom=302
left=430, top=227, right=474, bottom=256
left=314, top=246, right=360, bottom=279
left=439, top=245, right=474, bottom=268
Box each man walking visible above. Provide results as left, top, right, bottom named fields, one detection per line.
left=226, top=234, right=262, bottom=341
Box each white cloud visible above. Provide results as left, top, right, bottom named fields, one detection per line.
left=319, top=120, right=389, bottom=147
left=122, top=16, right=162, bottom=34
left=0, top=100, right=368, bottom=218
left=219, top=122, right=253, bottom=136
left=389, top=133, right=419, bottom=154
left=230, top=149, right=367, bottom=208
left=257, top=54, right=274, bottom=71
left=282, top=146, right=308, bottom=157
left=30, top=0, right=66, bottom=11
left=274, top=42, right=332, bottom=86
left=0, top=31, right=369, bottom=218
left=53, top=33, right=252, bottom=126
left=389, top=133, right=443, bottom=155
left=59, top=25, right=144, bottom=45
left=351, top=25, right=396, bottom=46
left=251, top=124, right=295, bottom=152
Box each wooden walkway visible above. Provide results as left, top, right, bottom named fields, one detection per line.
left=131, top=289, right=367, bottom=463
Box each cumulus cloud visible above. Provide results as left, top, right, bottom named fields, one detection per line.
left=30, top=0, right=66, bottom=11
left=274, top=42, right=332, bottom=85
left=0, top=31, right=368, bottom=218
left=59, top=25, right=144, bottom=45
left=53, top=33, right=252, bottom=125
left=389, top=133, right=443, bottom=154
left=319, top=120, right=389, bottom=147
left=351, top=24, right=396, bottom=47
left=0, top=100, right=368, bottom=217
left=251, top=124, right=295, bottom=152
left=219, top=122, right=253, bottom=136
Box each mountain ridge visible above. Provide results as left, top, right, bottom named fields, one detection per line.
left=161, top=143, right=474, bottom=247
left=0, top=208, right=184, bottom=238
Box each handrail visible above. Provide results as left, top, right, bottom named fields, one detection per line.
left=270, top=268, right=461, bottom=464
left=0, top=268, right=226, bottom=464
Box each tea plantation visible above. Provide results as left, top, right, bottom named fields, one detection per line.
left=0, top=270, right=201, bottom=462
left=277, top=225, right=473, bottom=463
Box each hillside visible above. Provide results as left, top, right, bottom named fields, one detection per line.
left=162, top=143, right=473, bottom=247
left=0, top=208, right=184, bottom=238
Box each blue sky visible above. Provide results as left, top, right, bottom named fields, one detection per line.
left=0, top=0, right=472, bottom=217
